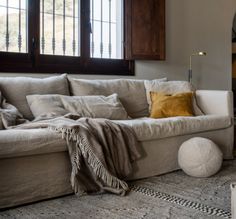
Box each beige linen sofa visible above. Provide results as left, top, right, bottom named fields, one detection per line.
left=0, top=74, right=234, bottom=209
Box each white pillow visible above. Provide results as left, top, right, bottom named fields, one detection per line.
left=144, top=80, right=204, bottom=116
left=26, top=94, right=129, bottom=120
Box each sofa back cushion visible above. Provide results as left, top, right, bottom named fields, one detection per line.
left=26, top=94, right=129, bottom=120
left=0, top=74, right=69, bottom=120
left=69, top=78, right=166, bottom=118
left=144, top=80, right=204, bottom=116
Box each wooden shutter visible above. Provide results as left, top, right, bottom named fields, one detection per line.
left=125, top=0, right=165, bottom=60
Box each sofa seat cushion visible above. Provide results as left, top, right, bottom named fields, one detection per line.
left=0, top=129, right=67, bottom=159
left=0, top=115, right=231, bottom=159
left=113, top=115, right=232, bottom=141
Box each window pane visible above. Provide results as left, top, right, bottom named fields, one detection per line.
left=90, top=0, right=123, bottom=59
left=0, top=0, right=28, bottom=53
left=40, top=0, right=80, bottom=57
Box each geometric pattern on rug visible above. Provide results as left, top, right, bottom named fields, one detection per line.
left=130, top=185, right=231, bottom=219
left=1, top=160, right=235, bottom=219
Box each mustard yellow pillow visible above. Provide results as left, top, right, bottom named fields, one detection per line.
left=150, top=92, right=194, bottom=118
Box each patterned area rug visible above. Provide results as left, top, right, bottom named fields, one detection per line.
left=1, top=160, right=236, bottom=219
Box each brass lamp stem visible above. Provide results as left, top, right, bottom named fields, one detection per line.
left=189, top=55, right=192, bottom=71
left=189, top=55, right=193, bottom=83
left=188, top=51, right=206, bottom=84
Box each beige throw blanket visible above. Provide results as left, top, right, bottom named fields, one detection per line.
left=12, top=114, right=142, bottom=196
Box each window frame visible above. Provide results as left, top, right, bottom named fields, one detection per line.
left=0, top=0, right=134, bottom=75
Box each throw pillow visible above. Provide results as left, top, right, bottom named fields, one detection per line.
left=0, top=74, right=69, bottom=120
left=68, top=78, right=167, bottom=118
left=26, top=94, right=129, bottom=120
left=150, top=92, right=194, bottom=118
left=0, top=91, right=26, bottom=129
left=144, top=80, right=204, bottom=116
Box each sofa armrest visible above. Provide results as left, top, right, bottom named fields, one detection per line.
left=195, top=90, right=234, bottom=117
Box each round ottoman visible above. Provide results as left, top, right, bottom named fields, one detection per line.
left=178, top=137, right=223, bottom=177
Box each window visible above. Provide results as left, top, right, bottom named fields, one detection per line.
left=0, top=0, right=27, bottom=53
left=0, top=0, right=165, bottom=74
left=90, top=0, right=123, bottom=59
left=0, top=0, right=133, bottom=75
left=40, top=0, right=80, bottom=56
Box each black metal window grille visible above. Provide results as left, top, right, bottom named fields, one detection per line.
left=90, top=0, right=123, bottom=59
left=0, top=0, right=133, bottom=76
left=40, top=0, right=80, bottom=57
left=0, top=0, right=27, bottom=53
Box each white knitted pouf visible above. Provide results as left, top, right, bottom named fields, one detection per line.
left=178, top=137, right=223, bottom=177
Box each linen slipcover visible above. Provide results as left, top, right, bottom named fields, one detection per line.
left=0, top=74, right=69, bottom=120
left=68, top=78, right=167, bottom=118
left=0, top=115, right=231, bottom=159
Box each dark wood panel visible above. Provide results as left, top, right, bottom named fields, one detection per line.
left=0, top=0, right=134, bottom=75
left=125, top=0, right=165, bottom=60
left=233, top=57, right=236, bottom=78
left=0, top=56, right=134, bottom=76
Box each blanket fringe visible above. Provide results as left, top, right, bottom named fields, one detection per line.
left=49, top=126, right=129, bottom=193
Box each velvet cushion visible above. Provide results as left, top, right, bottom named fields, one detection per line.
left=150, top=92, right=194, bottom=118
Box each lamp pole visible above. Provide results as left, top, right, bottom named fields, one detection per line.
left=188, top=55, right=193, bottom=83
left=188, top=52, right=206, bottom=84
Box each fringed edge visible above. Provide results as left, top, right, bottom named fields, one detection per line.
left=49, top=125, right=129, bottom=193
left=78, top=136, right=128, bottom=191
left=49, top=126, right=82, bottom=187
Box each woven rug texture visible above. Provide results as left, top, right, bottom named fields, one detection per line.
left=0, top=160, right=236, bottom=219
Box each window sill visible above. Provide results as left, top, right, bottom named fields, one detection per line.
left=0, top=54, right=134, bottom=76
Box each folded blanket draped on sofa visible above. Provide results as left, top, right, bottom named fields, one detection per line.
left=6, top=112, right=141, bottom=196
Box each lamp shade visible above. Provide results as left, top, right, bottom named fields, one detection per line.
left=198, top=52, right=206, bottom=56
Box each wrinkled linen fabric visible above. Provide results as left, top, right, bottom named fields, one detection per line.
left=0, top=115, right=231, bottom=159
left=0, top=91, right=27, bottom=129
left=11, top=114, right=142, bottom=196
left=113, top=115, right=232, bottom=141
left=0, top=74, right=69, bottom=120
left=68, top=78, right=167, bottom=118
left=26, top=93, right=129, bottom=120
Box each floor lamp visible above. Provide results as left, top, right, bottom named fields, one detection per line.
left=189, top=52, right=207, bottom=83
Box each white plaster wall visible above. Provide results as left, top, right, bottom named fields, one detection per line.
left=136, top=0, right=236, bottom=90
left=0, top=0, right=235, bottom=90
